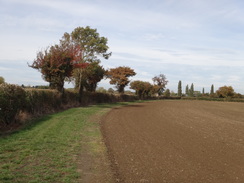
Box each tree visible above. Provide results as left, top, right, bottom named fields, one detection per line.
left=108, top=88, right=115, bottom=94
left=216, top=86, right=234, bottom=98
left=202, top=88, right=205, bottom=95
left=164, top=89, right=170, bottom=97
left=96, top=87, right=107, bottom=93
left=66, top=26, right=112, bottom=95
left=152, top=74, right=168, bottom=95
left=106, top=66, right=136, bottom=94
left=177, top=80, right=182, bottom=97
left=189, top=83, right=194, bottom=97
left=74, top=62, right=105, bottom=92
left=130, top=80, right=153, bottom=99
left=185, top=84, right=189, bottom=96
left=0, top=76, right=5, bottom=84
left=29, top=40, right=83, bottom=92
left=210, top=84, right=214, bottom=95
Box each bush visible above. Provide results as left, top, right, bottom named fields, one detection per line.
left=0, top=84, right=26, bottom=126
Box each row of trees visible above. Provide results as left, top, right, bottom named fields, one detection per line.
left=130, top=74, right=168, bottom=99
left=29, top=26, right=171, bottom=97
left=177, top=81, right=241, bottom=98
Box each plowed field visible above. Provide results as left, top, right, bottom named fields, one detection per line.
left=101, top=100, right=244, bottom=183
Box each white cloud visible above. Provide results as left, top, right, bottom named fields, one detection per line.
left=1, top=0, right=244, bottom=93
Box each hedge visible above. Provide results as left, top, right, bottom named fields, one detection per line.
left=0, top=84, right=137, bottom=130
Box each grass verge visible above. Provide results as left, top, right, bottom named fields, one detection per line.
left=0, top=102, right=133, bottom=183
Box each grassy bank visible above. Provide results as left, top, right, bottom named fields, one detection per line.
left=0, top=102, right=130, bottom=183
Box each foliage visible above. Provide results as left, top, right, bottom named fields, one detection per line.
left=189, top=83, right=194, bottom=97
left=202, top=88, right=205, bottom=95
left=74, top=62, right=105, bottom=92
left=152, top=74, right=168, bottom=95
left=216, top=86, right=234, bottom=98
left=29, top=40, right=82, bottom=92
left=178, top=80, right=182, bottom=97
left=130, top=80, right=153, bottom=99
left=0, top=76, right=5, bottom=84
left=210, top=84, right=214, bottom=95
left=185, top=84, right=189, bottom=96
left=233, top=93, right=243, bottom=98
left=108, top=88, right=115, bottom=94
left=0, top=84, right=26, bottom=126
left=96, top=87, right=107, bottom=93
left=106, top=66, right=136, bottom=94
left=66, top=26, right=111, bottom=95
left=164, top=89, right=171, bottom=97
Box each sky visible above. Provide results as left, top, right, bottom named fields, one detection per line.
left=1, top=0, right=244, bottom=93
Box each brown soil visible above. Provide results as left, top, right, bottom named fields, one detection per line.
left=101, top=100, right=244, bottom=183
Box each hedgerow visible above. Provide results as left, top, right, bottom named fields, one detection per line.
left=0, top=84, right=26, bottom=126
left=0, top=84, right=137, bottom=130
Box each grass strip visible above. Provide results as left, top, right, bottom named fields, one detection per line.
left=0, top=102, right=132, bottom=183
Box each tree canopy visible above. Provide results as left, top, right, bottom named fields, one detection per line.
left=152, top=74, right=168, bottom=95
left=130, top=80, right=153, bottom=99
left=29, top=40, right=83, bottom=92
left=216, top=86, right=234, bottom=98
left=0, top=76, right=5, bottom=84
left=65, top=26, right=112, bottom=95
left=106, top=66, right=136, bottom=94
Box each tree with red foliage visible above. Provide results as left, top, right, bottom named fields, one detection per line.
left=29, top=40, right=86, bottom=92
left=106, top=66, right=136, bottom=94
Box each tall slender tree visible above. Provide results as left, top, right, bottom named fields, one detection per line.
left=210, top=84, right=214, bottom=95
left=185, top=84, right=189, bottom=96
left=189, top=83, right=194, bottom=97
left=202, top=87, right=205, bottom=95
left=177, top=80, right=182, bottom=97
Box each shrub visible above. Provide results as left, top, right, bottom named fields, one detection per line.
left=0, top=83, right=26, bottom=126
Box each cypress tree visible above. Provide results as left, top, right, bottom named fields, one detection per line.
left=189, top=83, right=194, bottom=97
left=178, top=80, right=182, bottom=97
left=185, top=84, right=189, bottom=96
left=210, top=84, right=214, bottom=95
left=202, top=87, right=205, bottom=95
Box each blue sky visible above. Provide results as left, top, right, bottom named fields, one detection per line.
left=1, top=0, right=244, bottom=93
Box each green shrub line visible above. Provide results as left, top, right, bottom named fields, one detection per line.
left=181, top=96, right=244, bottom=102
left=0, top=83, right=138, bottom=131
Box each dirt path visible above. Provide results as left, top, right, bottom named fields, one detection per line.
left=101, top=100, right=244, bottom=183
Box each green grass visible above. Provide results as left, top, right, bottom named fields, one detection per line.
left=0, top=102, right=132, bottom=183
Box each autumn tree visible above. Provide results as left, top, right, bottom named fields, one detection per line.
left=106, top=66, right=136, bottom=94
left=130, top=80, right=153, bottom=99
left=63, top=26, right=111, bottom=95
left=152, top=74, right=168, bottom=95
left=178, top=80, right=182, bottom=97
left=216, top=86, right=234, bottom=98
left=0, top=76, right=5, bottom=84
left=29, top=40, right=83, bottom=92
